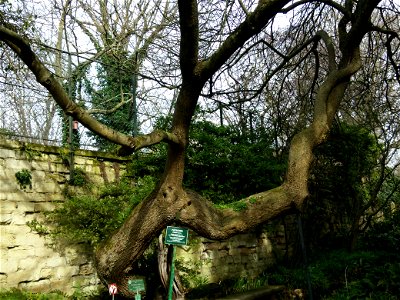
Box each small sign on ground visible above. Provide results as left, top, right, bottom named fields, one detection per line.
left=128, top=279, right=145, bottom=292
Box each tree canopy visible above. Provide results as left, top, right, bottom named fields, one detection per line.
left=1, top=0, right=399, bottom=297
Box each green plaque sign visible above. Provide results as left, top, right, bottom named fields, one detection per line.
left=128, top=279, right=145, bottom=292
left=165, top=226, right=189, bottom=246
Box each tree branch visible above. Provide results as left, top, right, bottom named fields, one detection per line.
left=198, top=0, right=290, bottom=82
left=0, top=25, right=179, bottom=153
left=178, top=0, right=199, bottom=79
left=180, top=187, right=294, bottom=239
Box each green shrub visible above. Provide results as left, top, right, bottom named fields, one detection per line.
left=0, top=289, right=66, bottom=299
left=15, top=169, right=32, bottom=189
left=362, top=210, right=400, bottom=253
left=29, top=176, right=156, bottom=247
left=69, top=167, right=87, bottom=186
left=265, top=249, right=400, bottom=299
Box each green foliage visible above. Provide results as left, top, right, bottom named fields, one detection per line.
left=264, top=249, right=400, bottom=299
left=15, top=169, right=32, bottom=189
left=214, top=201, right=248, bottom=212
left=27, top=218, right=49, bottom=235
left=0, top=287, right=109, bottom=300
left=32, top=176, right=155, bottom=246
left=230, top=276, right=268, bottom=294
left=185, top=121, right=286, bottom=204
left=21, top=143, right=42, bottom=160
left=69, top=167, right=87, bottom=186
left=86, top=51, right=137, bottom=151
left=175, top=258, right=209, bottom=289
left=306, top=123, right=381, bottom=248
left=362, top=209, right=400, bottom=253
left=0, top=288, right=66, bottom=300
left=0, top=127, right=13, bottom=138
left=129, top=119, right=286, bottom=205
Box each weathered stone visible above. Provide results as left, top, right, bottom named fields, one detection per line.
left=45, top=256, right=67, bottom=268
left=7, top=247, right=36, bottom=259
left=6, top=158, right=32, bottom=170
left=34, top=181, right=62, bottom=193
left=1, top=259, right=18, bottom=273
left=79, top=263, right=96, bottom=276
left=0, top=148, right=17, bottom=158
left=0, top=213, right=12, bottom=225
left=15, top=232, right=46, bottom=248
left=0, top=273, right=7, bottom=285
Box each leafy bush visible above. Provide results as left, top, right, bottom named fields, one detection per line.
left=265, top=249, right=400, bottom=299
left=362, top=210, right=400, bottom=253
left=0, top=287, right=110, bottom=300
left=69, top=167, right=87, bottom=186
left=0, top=289, right=66, bottom=300
left=15, top=168, right=32, bottom=189
left=29, top=176, right=155, bottom=247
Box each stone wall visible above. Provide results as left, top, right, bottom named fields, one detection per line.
left=177, top=223, right=292, bottom=288
left=0, top=137, right=293, bottom=295
left=0, top=138, right=129, bottom=294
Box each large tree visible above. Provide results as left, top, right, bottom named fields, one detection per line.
left=1, top=0, right=399, bottom=297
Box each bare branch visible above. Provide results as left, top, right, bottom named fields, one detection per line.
left=0, top=25, right=179, bottom=152
left=238, top=0, right=250, bottom=16
left=281, top=0, right=348, bottom=17
left=198, top=0, right=290, bottom=82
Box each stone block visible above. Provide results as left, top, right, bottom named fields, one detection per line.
left=0, top=179, right=20, bottom=193
left=31, top=161, right=49, bottom=171
left=54, top=163, right=69, bottom=173
left=4, top=224, right=31, bottom=236
left=39, top=268, right=53, bottom=279
left=240, top=247, right=256, bottom=255
left=34, top=181, right=62, bottom=193
left=18, top=257, right=44, bottom=271
left=15, top=201, right=35, bottom=213
left=53, top=265, right=80, bottom=279
left=6, top=158, right=32, bottom=170
left=65, top=248, right=88, bottom=265
left=200, top=252, right=209, bottom=260
left=228, top=247, right=240, bottom=256
left=8, top=247, right=36, bottom=260
left=0, top=258, right=18, bottom=273
left=47, top=173, right=68, bottom=184
left=45, top=256, right=67, bottom=268
left=0, top=273, right=7, bottom=285
left=7, top=270, right=36, bottom=285
left=0, top=191, right=32, bottom=201
left=9, top=213, right=30, bottom=225
left=16, top=233, right=46, bottom=248
left=204, top=242, right=220, bottom=251
left=233, top=255, right=241, bottom=264
left=1, top=231, right=16, bottom=248
left=34, top=202, right=56, bottom=212
left=73, top=157, right=88, bottom=165
left=31, top=169, right=47, bottom=179
left=18, top=279, right=51, bottom=291
left=0, top=148, right=16, bottom=158
left=219, top=249, right=229, bottom=258
left=34, top=245, right=56, bottom=258
left=79, top=263, right=95, bottom=276
left=0, top=213, right=12, bottom=225
left=30, top=193, right=63, bottom=202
